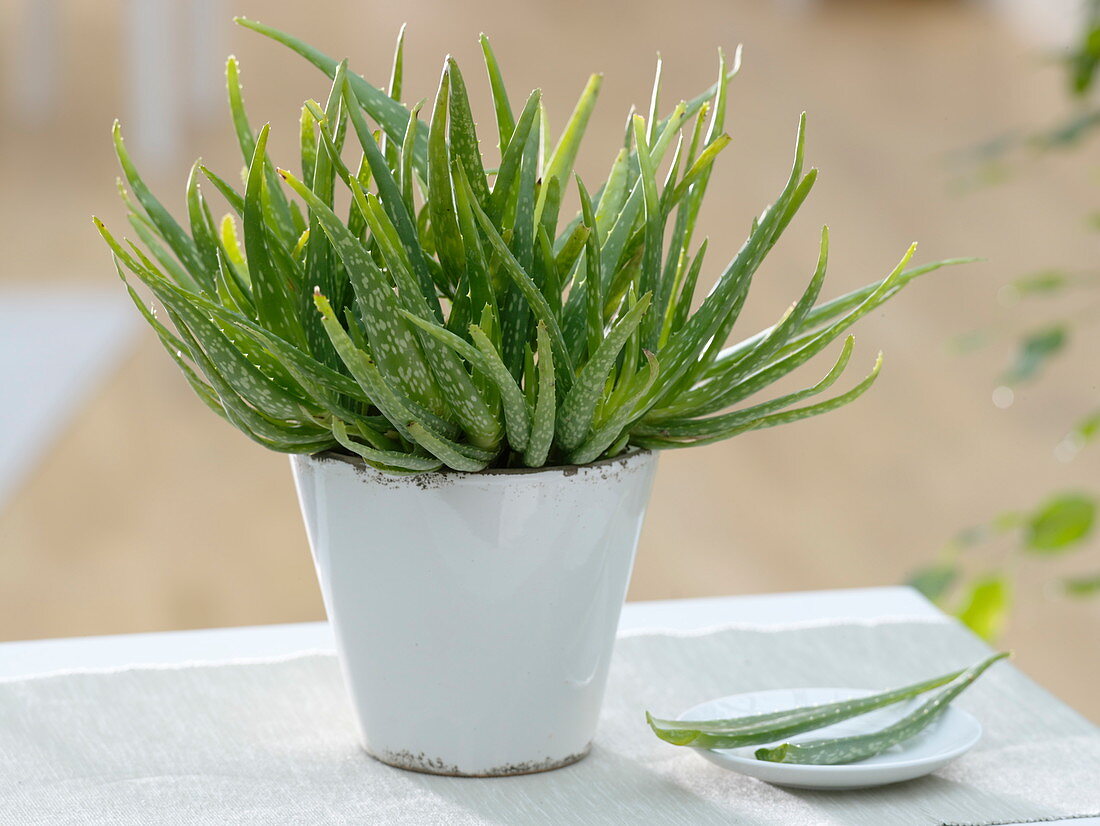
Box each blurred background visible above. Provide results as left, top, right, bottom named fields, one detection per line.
left=1, top=0, right=1097, bottom=717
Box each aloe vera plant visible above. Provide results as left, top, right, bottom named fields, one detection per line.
left=96, top=19, right=970, bottom=473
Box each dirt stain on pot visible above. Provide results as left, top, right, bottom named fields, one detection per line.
left=313, top=449, right=648, bottom=490
left=370, top=746, right=591, bottom=777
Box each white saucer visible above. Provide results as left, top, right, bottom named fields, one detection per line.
left=677, top=687, right=982, bottom=790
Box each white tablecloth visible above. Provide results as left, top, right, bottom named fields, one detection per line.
left=2, top=619, right=1097, bottom=825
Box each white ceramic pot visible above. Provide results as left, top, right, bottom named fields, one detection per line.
left=290, top=449, right=658, bottom=777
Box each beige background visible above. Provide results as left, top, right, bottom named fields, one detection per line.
left=1, top=0, right=1097, bottom=717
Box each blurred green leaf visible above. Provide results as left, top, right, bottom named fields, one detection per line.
left=1072, top=409, right=1100, bottom=446
left=908, top=564, right=958, bottom=603
left=1011, top=269, right=1071, bottom=296
left=1035, top=108, right=1100, bottom=150
left=1025, top=493, right=1096, bottom=554
left=949, top=328, right=991, bottom=355
left=951, top=524, right=989, bottom=549
left=1000, top=324, right=1067, bottom=385
left=1064, top=573, right=1100, bottom=598
left=956, top=575, right=1011, bottom=641
left=1069, top=1, right=1100, bottom=97
left=991, top=510, right=1025, bottom=533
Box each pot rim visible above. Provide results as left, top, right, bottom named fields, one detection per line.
left=308, top=446, right=654, bottom=478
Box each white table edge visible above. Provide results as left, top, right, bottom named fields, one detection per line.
left=1, top=585, right=938, bottom=679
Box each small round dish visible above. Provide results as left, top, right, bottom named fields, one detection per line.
left=678, top=687, right=982, bottom=790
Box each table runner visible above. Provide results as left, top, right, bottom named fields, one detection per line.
left=1, top=619, right=1097, bottom=825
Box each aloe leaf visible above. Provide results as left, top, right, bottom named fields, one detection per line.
left=331, top=419, right=442, bottom=472
left=103, top=217, right=374, bottom=410
left=225, top=56, right=257, bottom=161
left=226, top=57, right=297, bottom=244
left=116, top=262, right=228, bottom=421
left=498, top=110, right=542, bottom=377
left=128, top=229, right=288, bottom=400
left=706, top=47, right=736, bottom=141
left=577, top=178, right=604, bottom=359
left=404, top=422, right=489, bottom=472
left=669, top=243, right=917, bottom=419
left=662, top=238, right=708, bottom=342
left=125, top=212, right=200, bottom=292
left=539, top=72, right=602, bottom=220
left=649, top=102, right=688, bottom=168
left=600, top=181, right=645, bottom=278
left=299, top=75, right=353, bottom=372
left=705, top=225, right=831, bottom=391
left=480, top=34, right=516, bottom=151
left=300, top=105, right=318, bottom=188
left=558, top=293, right=652, bottom=450
left=488, top=90, right=541, bottom=223
left=243, top=124, right=304, bottom=345
left=536, top=226, right=561, bottom=313
left=314, top=290, right=426, bottom=443
left=446, top=57, right=492, bottom=210
left=524, top=322, right=556, bottom=466
left=163, top=297, right=314, bottom=421
left=572, top=350, right=658, bottom=465
left=460, top=168, right=575, bottom=387
left=595, top=148, right=631, bottom=240
left=561, top=180, right=644, bottom=356
left=636, top=351, right=882, bottom=449
left=235, top=17, right=428, bottom=174
left=112, top=121, right=209, bottom=289
left=277, top=167, right=445, bottom=414
left=212, top=247, right=251, bottom=322
left=387, top=23, right=406, bottom=101
left=555, top=223, right=591, bottom=285
left=453, top=166, right=496, bottom=320
left=636, top=115, right=810, bottom=416
left=631, top=116, right=666, bottom=348
left=355, top=188, right=501, bottom=446
left=646, top=55, right=663, bottom=146
left=649, top=661, right=968, bottom=749
left=212, top=306, right=369, bottom=402
left=637, top=336, right=855, bottom=438
left=218, top=214, right=251, bottom=291
left=401, top=312, right=530, bottom=452
left=199, top=165, right=245, bottom=216
left=698, top=257, right=977, bottom=388
left=185, top=163, right=222, bottom=282
left=105, top=225, right=314, bottom=421
left=341, top=78, right=440, bottom=315
left=666, top=133, right=732, bottom=208
left=166, top=305, right=331, bottom=450
left=654, top=109, right=712, bottom=324
left=399, top=101, right=422, bottom=215
left=427, top=65, right=466, bottom=289
left=754, top=654, right=1008, bottom=764
left=237, top=16, right=734, bottom=208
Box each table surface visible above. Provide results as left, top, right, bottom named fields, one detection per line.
left=1, top=586, right=1093, bottom=826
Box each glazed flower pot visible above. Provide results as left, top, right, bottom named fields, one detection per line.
left=290, top=449, right=659, bottom=776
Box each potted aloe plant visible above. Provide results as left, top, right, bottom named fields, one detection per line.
left=96, top=19, right=968, bottom=777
